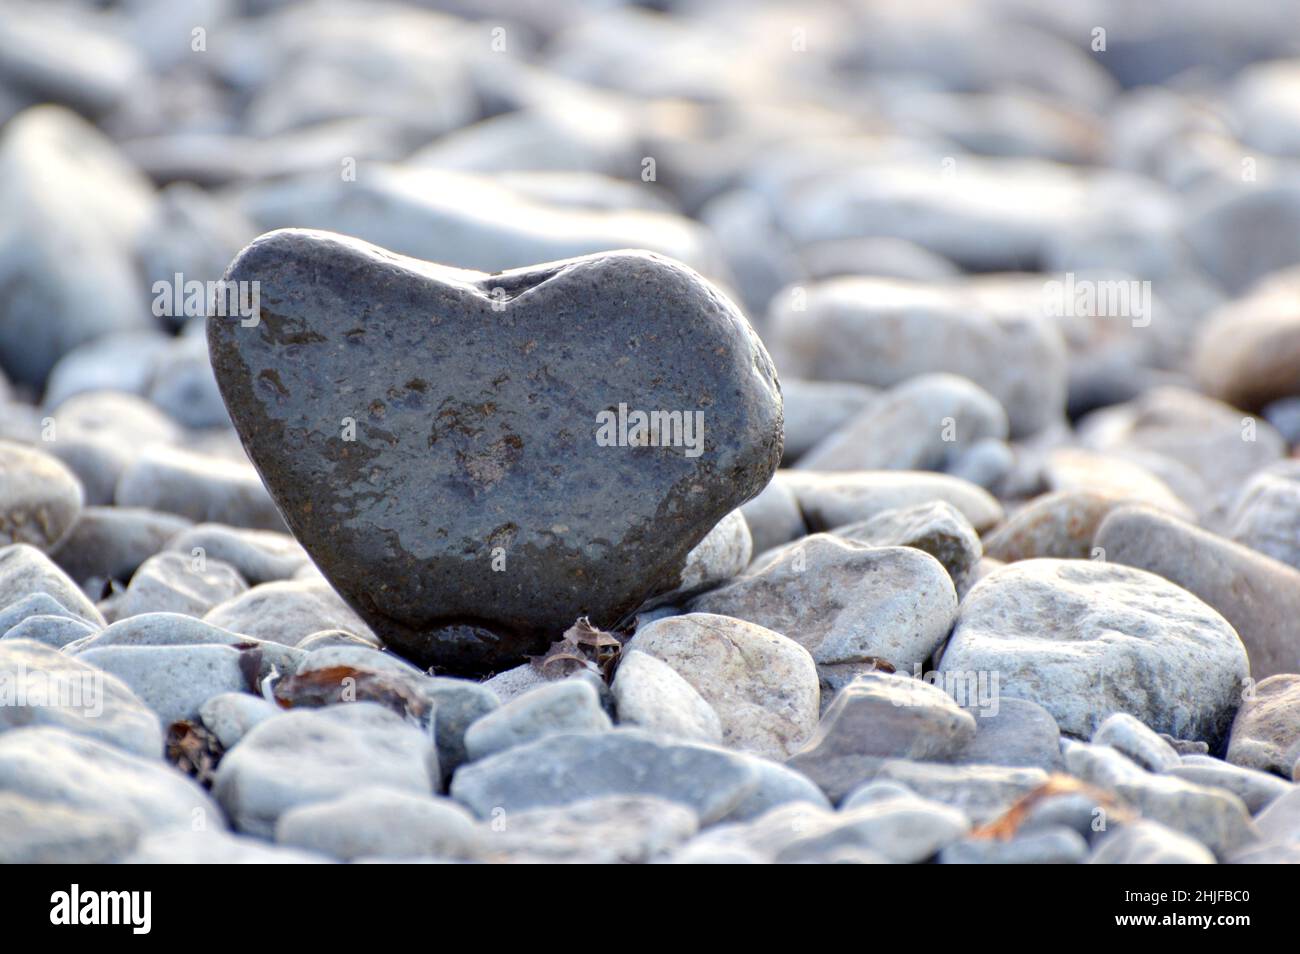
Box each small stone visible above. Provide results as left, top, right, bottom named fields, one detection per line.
left=611, top=649, right=722, bottom=745
left=1066, top=743, right=1258, bottom=857
left=166, top=523, right=310, bottom=585
left=0, top=107, right=155, bottom=389
left=832, top=500, right=982, bottom=583
left=0, top=791, right=139, bottom=864
left=764, top=275, right=1067, bottom=437
left=123, top=829, right=330, bottom=864
left=449, top=728, right=759, bottom=824
left=758, top=797, right=968, bottom=864
left=78, top=644, right=249, bottom=727
left=647, top=509, right=752, bottom=607
left=1224, top=460, right=1300, bottom=572
left=1251, top=786, right=1300, bottom=847
left=297, top=629, right=382, bottom=651
left=282, top=645, right=498, bottom=778
left=1095, top=504, right=1300, bottom=679
left=1094, top=713, right=1182, bottom=772
left=203, top=579, right=378, bottom=647
left=690, top=536, right=957, bottom=694
left=117, top=551, right=248, bottom=619
left=51, top=506, right=192, bottom=587
left=1263, top=397, right=1300, bottom=447
left=1226, top=674, right=1300, bottom=776
left=464, top=680, right=611, bottom=761
left=781, top=470, right=1003, bottom=533
left=786, top=672, right=978, bottom=802
left=738, top=478, right=806, bottom=556
left=481, top=663, right=548, bottom=704
left=43, top=391, right=182, bottom=506
left=1169, top=756, right=1293, bottom=814
left=485, top=795, right=697, bottom=864
left=115, top=444, right=285, bottom=531
left=241, top=165, right=723, bottom=276
left=2, top=612, right=96, bottom=649
left=422, top=677, right=501, bottom=779
left=0, top=543, right=104, bottom=627
left=944, top=438, right=1014, bottom=495
left=626, top=613, right=819, bottom=759
left=955, top=698, right=1062, bottom=771
left=721, top=755, right=832, bottom=824
left=0, top=639, right=161, bottom=756
left=213, top=703, right=440, bottom=837
left=146, top=332, right=230, bottom=429
left=276, top=786, right=482, bottom=862
left=841, top=779, right=919, bottom=808
left=69, top=611, right=278, bottom=652
left=208, top=231, right=781, bottom=674
left=1078, top=387, right=1284, bottom=522
left=41, top=329, right=171, bottom=409
left=1042, top=447, right=1192, bottom=518
left=0, top=592, right=85, bottom=636
left=199, top=692, right=280, bottom=750
left=0, top=440, right=83, bottom=552
left=796, top=373, right=1008, bottom=473
left=1192, top=268, right=1300, bottom=411
left=870, top=761, right=1049, bottom=826
left=984, top=490, right=1128, bottom=562
left=780, top=379, right=878, bottom=463
left=1018, top=787, right=1126, bottom=842
left=1161, top=734, right=1211, bottom=756
left=1088, top=820, right=1216, bottom=864
left=940, top=559, right=1249, bottom=748
left=941, top=827, right=1088, bottom=864
left=0, top=727, right=217, bottom=832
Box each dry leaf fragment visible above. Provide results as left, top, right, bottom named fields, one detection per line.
left=273, top=664, right=430, bottom=722
left=529, top=616, right=623, bottom=682
left=970, top=774, right=1132, bottom=841
left=166, top=720, right=223, bottom=788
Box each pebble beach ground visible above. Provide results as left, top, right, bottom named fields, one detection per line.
left=1, top=0, right=1300, bottom=866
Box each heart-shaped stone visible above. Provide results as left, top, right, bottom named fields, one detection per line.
left=208, top=229, right=782, bottom=674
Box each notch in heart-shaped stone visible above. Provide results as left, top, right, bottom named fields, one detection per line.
left=208, top=229, right=782, bottom=674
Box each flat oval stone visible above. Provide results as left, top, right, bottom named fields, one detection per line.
left=208, top=230, right=782, bottom=674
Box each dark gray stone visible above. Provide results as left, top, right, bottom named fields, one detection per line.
left=208, top=230, right=782, bottom=674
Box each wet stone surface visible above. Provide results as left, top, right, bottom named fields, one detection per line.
left=209, top=230, right=782, bottom=674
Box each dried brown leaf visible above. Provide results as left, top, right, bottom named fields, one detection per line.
left=273, top=665, right=430, bottom=721
left=165, top=720, right=223, bottom=788
left=970, top=774, right=1132, bottom=841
